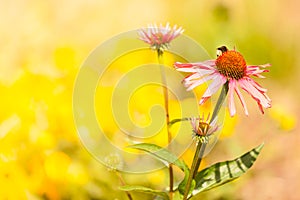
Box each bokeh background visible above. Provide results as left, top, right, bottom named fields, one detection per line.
left=0, top=0, right=299, bottom=199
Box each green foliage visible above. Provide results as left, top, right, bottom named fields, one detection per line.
left=178, top=172, right=195, bottom=196
left=119, top=185, right=169, bottom=200
left=127, top=143, right=194, bottom=199
left=125, top=143, right=264, bottom=200
left=128, top=143, right=188, bottom=172
left=192, top=143, right=264, bottom=197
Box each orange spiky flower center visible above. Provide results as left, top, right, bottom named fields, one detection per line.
left=215, top=50, right=247, bottom=80
left=197, top=121, right=210, bottom=136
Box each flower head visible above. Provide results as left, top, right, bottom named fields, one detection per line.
left=104, top=153, right=123, bottom=171
left=138, top=23, right=184, bottom=52
left=190, top=113, right=219, bottom=143
left=175, top=46, right=271, bottom=117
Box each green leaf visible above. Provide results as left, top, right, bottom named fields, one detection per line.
left=128, top=143, right=187, bottom=172
left=168, top=118, right=189, bottom=127
left=119, top=185, right=169, bottom=200
left=193, top=143, right=264, bottom=195
left=178, top=164, right=195, bottom=195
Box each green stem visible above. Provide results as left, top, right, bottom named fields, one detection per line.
left=116, top=172, right=133, bottom=200
left=157, top=50, right=173, bottom=200
left=192, top=81, right=229, bottom=177
left=210, top=81, right=229, bottom=124
left=182, top=82, right=229, bottom=200
left=192, top=142, right=207, bottom=179
left=181, top=140, right=202, bottom=200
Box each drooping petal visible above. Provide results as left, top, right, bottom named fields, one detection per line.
left=190, top=61, right=216, bottom=70
left=257, top=102, right=265, bottom=114
left=175, top=65, right=215, bottom=75
left=201, top=60, right=217, bottom=66
left=246, top=64, right=270, bottom=77
left=235, top=81, right=249, bottom=116
left=228, top=80, right=236, bottom=117
left=199, top=74, right=226, bottom=104
left=244, top=78, right=271, bottom=104
left=239, top=79, right=271, bottom=113
left=246, top=77, right=268, bottom=93
left=184, top=73, right=216, bottom=91
left=174, top=61, right=216, bottom=71
left=184, top=71, right=207, bottom=82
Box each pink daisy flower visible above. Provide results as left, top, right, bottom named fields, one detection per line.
left=174, top=46, right=271, bottom=117
left=138, top=23, right=184, bottom=51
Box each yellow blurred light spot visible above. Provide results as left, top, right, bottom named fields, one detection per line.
left=129, top=84, right=163, bottom=126
left=30, top=126, right=55, bottom=148
left=180, top=148, right=195, bottom=167
left=67, top=162, right=89, bottom=185
left=45, top=151, right=71, bottom=182
left=270, top=104, right=297, bottom=131
left=95, top=86, right=119, bottom=134
left=193, top=84, right=208, bottom=101
left=34, top=101, right=49, bottom=130
left=0, top=161, right=28, bottom=199
left=147, top=169, right=166, bottom=185
left=27, top=155, right=60, bottom=200
left=131, top=111, right=151, bottom=127
left=0, top=114, right=21, bottom=139
left=54, top=46, right=76, bottom=70
left=220, top=110, right=237, bottom=138
left=27, top=155, right=46, bottom=194
left=37, top=180, right=60, bottom=200
left=150, top=126, right=168, bottom=147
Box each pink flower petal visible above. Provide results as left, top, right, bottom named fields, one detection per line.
left=200, top=75, right=226, bottom=104
left=174, top=61, right=215, bottom=71
left=246, top=64, right=270, bottom=77
left=185, top=73, right=216, bottom=91
left=235, top=82, right=249, bottom=116
left=246, top=78, right=268, bottom=93
left=190, top=117, right=197, bottom=131
left=228, top=80, right=236, bottom=117
left=239, top=79, right=271, bottom=113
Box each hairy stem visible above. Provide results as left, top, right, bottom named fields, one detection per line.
left=157, top=50, right=173, bottom=199
left=116, top=172, right=133, bottom=200
left=182, top=140, right=202, bottom=200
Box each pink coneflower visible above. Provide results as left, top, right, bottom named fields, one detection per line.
left=138, top=23, right=184, bottom=52
left=175, top=46, right=271, bottom=117
left=190, top=113, right=219, bottom=143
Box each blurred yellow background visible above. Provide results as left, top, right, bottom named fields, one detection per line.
left=0, top=0, right=299, bottom=199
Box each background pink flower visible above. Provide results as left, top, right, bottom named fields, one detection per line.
left=138, top=23, right=184, bottom=51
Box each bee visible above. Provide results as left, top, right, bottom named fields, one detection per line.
left=216, top=46, right=228, bottom=57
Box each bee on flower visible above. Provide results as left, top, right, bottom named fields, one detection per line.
left=175, top=46, right=271, bottom=117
